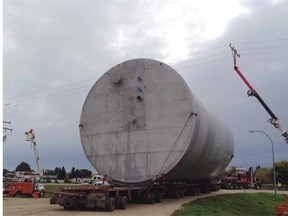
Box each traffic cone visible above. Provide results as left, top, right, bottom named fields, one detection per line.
left=33, top=192, right=39, bottom=199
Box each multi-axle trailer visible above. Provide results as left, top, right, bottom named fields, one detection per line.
left=50, top=181, right=218, bottom=211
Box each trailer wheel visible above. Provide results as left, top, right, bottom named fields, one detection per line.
left=63, top=197, right=76, bottom=209
left=173, top=190, right=180, bottom=199
left=147, top=192, right=155, bottom=204
left=179, top=190, right=184, bottom=198
left=116, top=196, right=122, bottom=209
left=190, top=189, right=195, bottom=196
left=155, top=192, right=162, bottom=203
left=107, top=197, right=115, bottom=211
left=120, top=196, right=128, bottom=209
left=15, top=191, right=22, bottom=197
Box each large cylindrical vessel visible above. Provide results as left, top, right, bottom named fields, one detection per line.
left=80, top=58, right=234, bottom=183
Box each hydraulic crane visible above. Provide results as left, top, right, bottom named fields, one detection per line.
left=25, top=129, right=43, bottom=176
left=230, top=43, right=288, bottom=144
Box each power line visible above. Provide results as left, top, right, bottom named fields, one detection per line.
left=4, top=41, right=288, bottom=107
left=239, top=45, right=288, bottom=51
left=4, top=46, right=231, bottom=106
left=13, top=86, right=90, bottom=104
left=174, top=56, right=231, bottom=70
left=5, top=86, right=90, bottom=107
left=242, top=50, right=288, bottom=56
left=164, top=44, right=228, bottom=64
left=234, top=38, right=288, bottom=45
left=4, top=78, right=96, bottom=101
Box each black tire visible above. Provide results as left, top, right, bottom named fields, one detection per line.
left=120, top=196, right=128, bottom=209
left=191, top=188, right=197, bottom=196
left=174, top=190, right=180, bottom=199
left=39, top=190, right=45, bottom=198
left=116, top=196, right=122, bottom=209
left=255, top=184, right=261, bottom=190
left=155, top=192, right=162, bottom=203
left=63, top=197, right=76, bottom=210
left=15, top=191, right=22, bottom=198
left=107, top=197, right=115, bottom=211
left=179, top=190, right=184, bottom=198
left=147, top=193, right=155, bottom=204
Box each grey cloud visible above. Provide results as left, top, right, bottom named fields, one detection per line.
left=3, top=0, right=288, bottom=171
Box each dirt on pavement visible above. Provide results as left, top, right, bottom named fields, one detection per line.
left=3, top=190, right=288, bottom=216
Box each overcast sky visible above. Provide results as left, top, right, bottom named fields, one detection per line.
left=3, top=0, right=288, bottom=173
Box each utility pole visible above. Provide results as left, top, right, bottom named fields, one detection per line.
left=3, top=121, right=13, bottom=143
left=230, top=43, right=288, bottom=144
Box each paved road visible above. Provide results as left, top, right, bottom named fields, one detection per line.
left=3, top=190, right=288, bottom=216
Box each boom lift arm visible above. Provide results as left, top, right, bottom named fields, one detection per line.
left=230, top=44, right=288, bottom=144
left=25, top=129, right=43, bottom=176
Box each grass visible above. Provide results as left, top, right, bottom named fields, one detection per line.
left=43, top=183, right=70, bottom=198
left=172, top=193, right=286, bottom=216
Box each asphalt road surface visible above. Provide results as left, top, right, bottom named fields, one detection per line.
left=3, top=190, right=288, bottom=216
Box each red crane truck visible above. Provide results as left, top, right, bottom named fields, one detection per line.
left=4, top=179, right=46, bottom=198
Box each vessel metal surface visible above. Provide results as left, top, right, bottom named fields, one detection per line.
left=80, top=58, right=234, bottom=183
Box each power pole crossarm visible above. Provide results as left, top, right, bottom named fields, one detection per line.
left=3, top=127, right=13, bottom=132
left=230, top=43, right=288, bottom=143
left=3, top=121, right=13, bottom=143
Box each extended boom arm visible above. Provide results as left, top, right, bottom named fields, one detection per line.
left=230, top=44, right=288, bottom=144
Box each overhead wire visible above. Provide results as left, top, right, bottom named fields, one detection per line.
left=163, top=44, right=228, bottom=64
left=4, top=39, right=288, bottom=107
left=4, top=82, right=93, bottom=107
left=14, top=86, right=91, bottom=106
left=4, top=78, right=96, bottom=101
left=4, top=45, right=231, bottom=107
left=233, top=38, right=288, bottom=45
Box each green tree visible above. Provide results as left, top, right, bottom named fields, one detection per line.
left=54, top=167, right=60, bottom=175
left=78, top=169, right=92, bottom=178
left=69, top=167, right=76, bottom=179
left=75, top=169, right=80, bottom=178
left=15, top=162, right=31, bottom=171
left=43, top=169, right=55, bottom=175
left=255, top=167, right=272, bottom=184
left=275, top=160, right=288, bottom=184
left=64, top=176, right=70, bottom=183
left=57, top=167, right=66, bottom=180
left=225, top=166, right=237, bottom=177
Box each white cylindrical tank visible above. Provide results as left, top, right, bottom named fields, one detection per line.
left=80, top=58, right=234, bottom=183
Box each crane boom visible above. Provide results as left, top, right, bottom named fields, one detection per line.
left=25, top=129, right=43, bottom=176
left=230, top=44, right=288, bottom=144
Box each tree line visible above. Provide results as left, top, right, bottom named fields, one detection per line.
left=6, top=160, right=288, bottom=184
left=4, top=161, right=92, bottom=180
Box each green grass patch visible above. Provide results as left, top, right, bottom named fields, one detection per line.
left=43, top=184, right=71, bottom=198
left=44, top=183, right=68, bottom=192
left=172, top=193, right=285, bottom=216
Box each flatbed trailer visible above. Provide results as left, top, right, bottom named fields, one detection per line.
left=50, top=181, right=217, bottom=211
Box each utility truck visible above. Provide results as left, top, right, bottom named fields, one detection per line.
left=4, top=179, right=46, bottom=197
